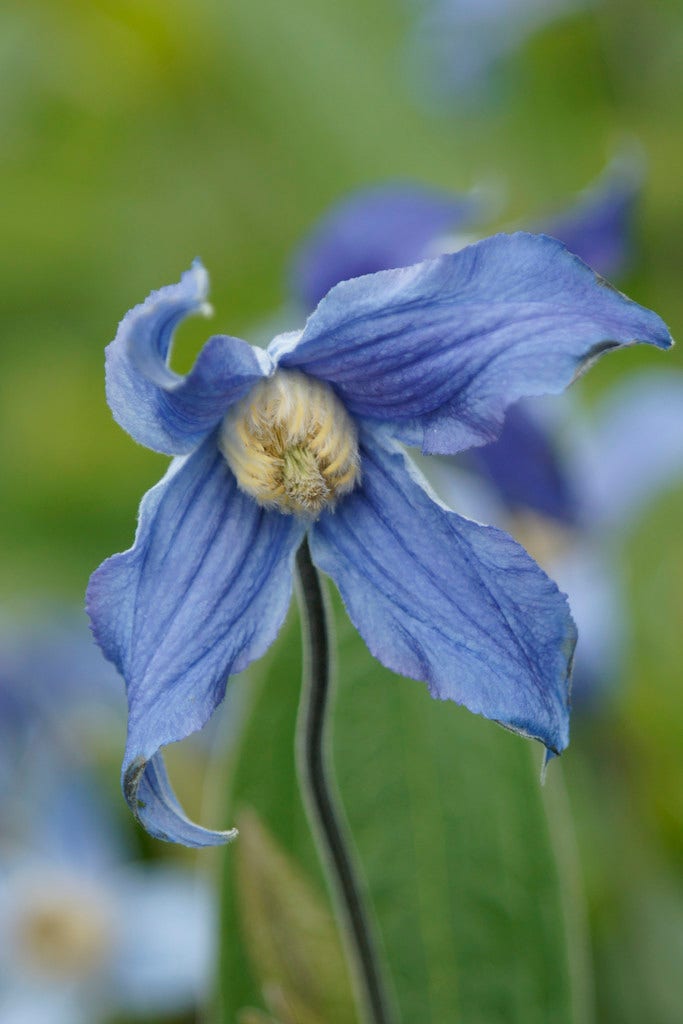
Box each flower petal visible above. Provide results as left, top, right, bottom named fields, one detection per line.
left=569, top=370, right=683, bottom=530
left=539, top=152, right=643, bottom=278
left=122, top=754, right=236, bottom=848
left=290, top=183, right=482, bottom=309
left=87, top=434, right=305, bottom=845
left=281, top=232, right=672, bottom=455
left=468, top=402, right=579, bottom=524
left=310, top=431, right=575, bottom=753
left=106, top=261, right=270, bottom=455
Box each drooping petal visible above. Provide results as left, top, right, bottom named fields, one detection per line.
left=290, top=183, right=483, bottom=310
left=569, top=370, right=683, bottom=530
left=106, top=261, right=270, bottom=455
left=87, top=434, right=305, bottom=845
left=310, top=431, right=575, bottom=753
left=122, top=754, right=236, bottom=848
left=539, top=152, right=643, bottom=278
left=279, top=232, right=672, bottom=455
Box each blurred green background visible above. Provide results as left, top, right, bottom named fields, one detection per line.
left=1, top=1, right=682, bottom=1021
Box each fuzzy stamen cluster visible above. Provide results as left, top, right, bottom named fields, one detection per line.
left=219, top=370, right=361, bottom=515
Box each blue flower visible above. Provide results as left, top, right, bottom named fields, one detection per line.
left=87, top=234, right=672, bottom=846
left=0, top=773, right=214, bottom=1024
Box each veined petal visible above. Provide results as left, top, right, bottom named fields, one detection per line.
left=280, top=233, right=672, bottom=455
left=122, top=754, right=236, bottom=848
left=539, top=152, right=643, bottom=279
left=569, top=370, right=683, bottom=530
left=87, top=434, right=305, bottom=845
left=106, top=261, right=270, bottom=455
left=310, top=431, right=575, bottom=753
left=290, top=183, right=482, bottom=309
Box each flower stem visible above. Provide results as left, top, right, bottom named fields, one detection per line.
left=295, top=536, right=395, bottom=1024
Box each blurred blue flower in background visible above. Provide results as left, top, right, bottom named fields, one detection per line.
left=535, top=152, right=643, bottom=280
left=87, top=233, right=670, bottom=846
left=408, top=0, right=593, bottom=105
left=0, top=773, right=213, bottom=1024
left=290, top=155, right=641, bottom=309
left=0, top=612, right=125, bottom=817
left=290, top=182, right=484, bottom=310
left=0, top=612, right=215, bottom=1021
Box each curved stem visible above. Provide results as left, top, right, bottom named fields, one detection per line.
left=295, top=536, right=395, bottom=1024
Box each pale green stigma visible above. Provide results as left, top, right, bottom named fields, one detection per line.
left=219, top=370, right=361, bottom=516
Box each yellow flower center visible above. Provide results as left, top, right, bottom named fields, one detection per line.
left=219, top=370, right=361, bottom=516
left=16, top=882, right=113, bottom=978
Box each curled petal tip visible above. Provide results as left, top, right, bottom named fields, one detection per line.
left=190, top=255, right=208, bottom=276
left=541, top=747, right=560, bottom=785
left=124, top=754, right=238, bottom=849
left=177, top=259, right=209, bottom=302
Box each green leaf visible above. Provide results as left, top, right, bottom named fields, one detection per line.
left=232, top=807, right=357, bottom=1024
left=216, top=595, right=590, bottom=1024
left=237, top=1012, right=282, bottom=1024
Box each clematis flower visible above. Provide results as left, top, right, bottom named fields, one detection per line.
left=87, top=233, right=672, bottom=846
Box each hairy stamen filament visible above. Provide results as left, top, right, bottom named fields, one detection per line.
left=220, top=370, right=361, bottom=516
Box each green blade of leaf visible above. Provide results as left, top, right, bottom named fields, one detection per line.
left=215, top=594, right=591, bottom=1024
left=233, top=807, right=357, bottom=1024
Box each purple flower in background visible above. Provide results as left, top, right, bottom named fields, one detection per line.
left=87, top=236, right=671, bottom=846
left=0, top=775, right=213, bottom=1024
